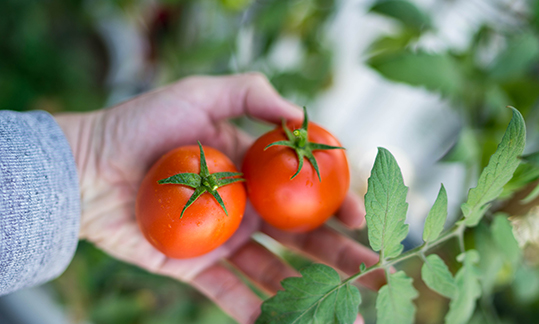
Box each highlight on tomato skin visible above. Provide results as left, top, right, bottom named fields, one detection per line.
left=136, top=144, right=246, bottom=259
left=242, top=115, right=350, bottom=233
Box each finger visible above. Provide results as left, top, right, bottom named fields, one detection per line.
left=190, top=263, right=262, bottom=324
left=355, top=314, right=365, bottom=324
left=335, top=192, right=366, bottom=229
left=228, top=240, right=299, bottom=294
left=261, top=224, right=386, bottom=291
left=175, top=73, right=304, bottom=123
left=203, top=121, right=254, bottom=166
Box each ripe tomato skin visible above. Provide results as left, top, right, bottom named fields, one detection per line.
left=136, top=145, right=246, bottom=259
left=242, top=121, right=350, bottom=232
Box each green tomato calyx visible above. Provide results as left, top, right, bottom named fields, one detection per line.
left=158, top=141, right=244, bottom=218
left=264, top=106, right=345, bottom=182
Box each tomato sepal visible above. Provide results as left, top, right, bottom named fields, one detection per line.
left=264, top=107, right=345, bottom=182
left=157, top=141, right=244, bottom=218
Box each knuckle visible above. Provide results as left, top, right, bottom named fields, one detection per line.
left=243, top=72, right=269, bottom=85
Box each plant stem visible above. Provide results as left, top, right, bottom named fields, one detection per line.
left=342, top=223, right=465, bottom=285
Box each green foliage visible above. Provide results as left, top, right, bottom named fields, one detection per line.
left=368, top=51, right=464, bottom=96
left=256, top=264, right=361, bottom=324
left=365, top=147, right=409, bottom=260
left=376, top=271, right=418, bottom=324
left=461, top=108, right=526, bottom=227
left=440, top=128, right=480, bottom=165
left=521, top=151, right=539, bottom=167
left=54, top=241, right=235, bottom=324
left=489, top=32, right=539, bottom=81
left=421, top=254, right=456, bottom=298
left=259, top=110, right=529, bottom=322
left=423, top=185, right=448, bottom=242
left=445, top=250, right=481, bottom=324
left=369, top=0, right=431, bottom=33
left=491, top=214, right=521, bottom=267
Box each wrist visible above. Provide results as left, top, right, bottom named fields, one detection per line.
left=54, top=111, right=103, bottom=237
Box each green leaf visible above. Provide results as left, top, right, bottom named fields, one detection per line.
left=422, top=185, right=448, bottom=242
left=421, top=254, right=456, bottom=298
left=522, top=182, right=539, bottom=204
left=368, top=51, right=463, bottom=97
left=440, top=128, right=479, bottom=165
left=256, top=264, right=361, bottom=324
left=501, top=163, right=539, bottom=199
left=489, top=33, right=539, bottom=81
left=365, top=147, right=409, bottom=260
left=474, top=223, right=505, bottom=294
left=520, top=151, right=539, bottom=167
left=491, top=214, right=521, bottom=267
left=370, top=0, right=431, bottom=32
left=376, top=271, right=418, bottom=324
left=445, top=250, right=481, bottom=324
left=461, top=108, right=526, bottom=227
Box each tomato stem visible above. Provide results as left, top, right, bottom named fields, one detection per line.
left=264, top=106, right=345, bottom=182
left=158, top=141, right=244, bottom=218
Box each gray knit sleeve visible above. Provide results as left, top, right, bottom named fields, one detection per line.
left=0, top=110, right=80, bottom=295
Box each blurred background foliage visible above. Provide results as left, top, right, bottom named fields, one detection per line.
left=2, top=0, right=539, bottom=323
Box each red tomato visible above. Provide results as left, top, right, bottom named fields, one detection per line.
left=242, top=121, right=349, bottom=232
left=136, top=145, right=246, bottom=258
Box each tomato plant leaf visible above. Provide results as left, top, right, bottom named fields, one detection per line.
left=491, top=214, right=521, bottom=267
left=365, top=147, right=409, bottom=260
left=421, top=254, right=456, bottom=298
left=422, top=184, right=448, bottom=242
left=489, top=32, right=539, bottom=81
left=369, top=0, right=431, bottom=32
left=445, top=250, right=481, bottom=324
left=256, top=263, right=361, bottom=324
left=376, top=271, right=418, bottom=324
left=461, top=108, right=526, bottom=227
left=368, top=51, right=464, bottom=97
left=522, top=182, right=539, bottom=204
left=520, top=151, right=539, bottom=167
left=157, top=173, right=202, bottom=188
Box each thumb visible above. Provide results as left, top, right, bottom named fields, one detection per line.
left=173, top=73, right=304, bottom=124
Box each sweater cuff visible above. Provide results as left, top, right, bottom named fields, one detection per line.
left=0, top=110, right=80, bottom=295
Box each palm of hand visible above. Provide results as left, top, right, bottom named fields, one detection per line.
left=57, top=74, right=383, bottom=324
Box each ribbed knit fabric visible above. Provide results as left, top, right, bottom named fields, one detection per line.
left=0, top=110, right=80, bottom=295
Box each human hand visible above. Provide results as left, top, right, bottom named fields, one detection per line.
left=55, top=73, right=385, bottom=324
